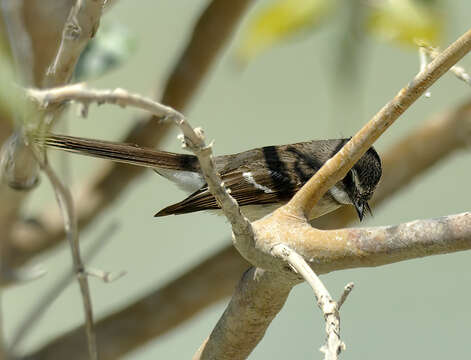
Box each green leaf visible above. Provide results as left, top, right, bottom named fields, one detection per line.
left=237, top=0, right=337, bottom=63
left=367, top=0, right=444, bottom=47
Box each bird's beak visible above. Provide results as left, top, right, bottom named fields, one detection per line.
left=353, top=199, right=372, bottom=222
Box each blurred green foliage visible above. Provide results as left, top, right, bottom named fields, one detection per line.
left=237, top=0, right=445, bottom=63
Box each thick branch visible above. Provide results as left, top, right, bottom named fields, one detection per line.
left=193, top=268, right=293, bottom=360
left=255, top=212, right=471, bottom=275
left=195, top=212, right=471, bottom=359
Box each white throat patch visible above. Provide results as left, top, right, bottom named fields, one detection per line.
left=330, top=185, right=351, bottom=205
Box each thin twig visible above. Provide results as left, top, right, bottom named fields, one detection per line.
left=29, top=85, right=183, bottom=119
left=418, top=48, right=431, bottom=97
left=420, top=44, right=471, bottom=86
left=86, top=267, right=126, bottom=283
left=271, top=244, right=347, bottom=360
left=9, top=222, right=119, bottom=354
left=337, top=283, right=354, bottom=310
left=28, top=85, right=253, bottom=236
left=32, top=150, right=97, bottom=360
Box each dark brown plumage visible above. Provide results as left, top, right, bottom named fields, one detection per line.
left=36, top=134, right=382, bottom=221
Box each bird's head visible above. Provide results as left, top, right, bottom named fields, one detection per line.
left=332, top=146, right=382, bottom=221
left=347, top=147, right=382, bottom=220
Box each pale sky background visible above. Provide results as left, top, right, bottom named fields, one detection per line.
left=5, top=1, right=471, bottom=359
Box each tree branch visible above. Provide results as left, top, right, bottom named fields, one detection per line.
left=193, top=268, right=294, bottom=360
left=194, top=212, right=471, bottom=359
left=313, top=98, right=471, bottom=229
left=420, top=44, right=471, bottom=86
left=33, top=152, right=97, bottom=360
left=287, top=27, right=471, bottom=218
left=9, top=222, right=118, bottom=354
left=271, top=244, right=351, bottom=360
left=42, top=0, right=104, bottom=88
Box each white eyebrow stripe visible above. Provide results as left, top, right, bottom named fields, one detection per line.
left=351, top=168, right=365, bottom=193
left=242, top=172, right=274, bottom=194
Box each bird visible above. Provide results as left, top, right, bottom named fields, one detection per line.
left=36, top=134, right=382, bottom=221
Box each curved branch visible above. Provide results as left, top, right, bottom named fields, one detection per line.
left=28, top=84, right=253, bottom=235
left=9, top=0, right=253, bottom=267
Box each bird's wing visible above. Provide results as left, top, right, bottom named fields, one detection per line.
left=154, top=167, right=302, bottom=216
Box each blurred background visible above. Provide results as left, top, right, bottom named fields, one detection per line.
left=3, top=0, right=471, bottom=358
